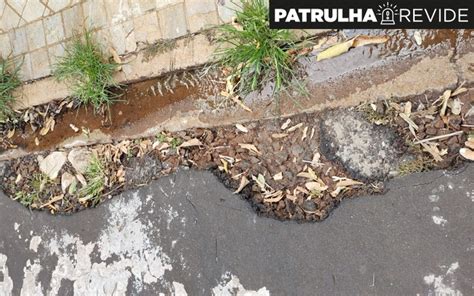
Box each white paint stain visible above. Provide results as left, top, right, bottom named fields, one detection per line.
left=429, top=194, right=440, bottom=202
left=15, top=192, right=176, bottom=295
left=212, top=272, right=270, bottom=296
left=0, top=253, right=14, bottom=296
left=424, top=262, right=462, bottom=296
left=432, top=215, right=448, bottom=227
left=29, top=236, right=41, bottom=253
left=173, top=281, right=188, bottom=296
left=13, top=223, right=19, bottom=232
left=20, top=259, right=42, bottom=296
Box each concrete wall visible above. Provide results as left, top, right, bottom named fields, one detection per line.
left=0, top=0, right=239, bottom=82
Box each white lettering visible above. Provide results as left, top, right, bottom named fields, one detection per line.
left=274, top=9, right=287, bottom=22
left=459, top=8, right=469, bottom=22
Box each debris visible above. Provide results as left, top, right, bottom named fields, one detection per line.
left=421, top=142, right=447, bottom=162
left=40, top=195, right=64, bottom=209
left=68, top=148, right=92, bottom=174
left=273, top=172, right=283, bottom=181
left=465, top=140, right=474, bottom=150
left=252, top=174, right=266, bottom=192
left=235, top=124, right=248, bottom=133
left=414, top=31, right=423, bottom=45
left=271, top=133, right=288, bottom=139
left=70, top=124, right=79, bottom=132
left=179, top=138, right=203, bottom=148
left=305, top=182, right=328, bottom=192
left=234, top=176, right=249, bottom=194
left=281, top=119, right=291, bottom=130
left=61, top=172, right=76, bottom=193
left=460, top=148, right=474, bottom=161
left=448, top=98, right=462, bottom=115
left=287, top=123, right=303, bottom=132
left=238, top=143, right=262, bottom=155
left=264, top=191, right=284, bottom=203
left=439, top=90, right=452, bottom=117
left=414, top=131, right=463, bottom=144
left=317, top=35, right=388, bottom=61
left=230, top=96, right=252, bottom=112
left=39, top=152, right=67, bottom=179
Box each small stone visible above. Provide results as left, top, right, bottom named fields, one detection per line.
left=433, top=119, right=445, bottom=129
left=303, top=200, right=317, bottom=211
left=61, top=172, right=76, bottom=193
left=39, top=152, right=67, bottom=180
left=425, top=127, right=438, bottom=135
left=68, top=148, right=92, bottom=174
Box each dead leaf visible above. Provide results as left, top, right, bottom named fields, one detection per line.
left=448, top=98, right=462, bottom=115
left=7, top=129, right=15, bottom=138
left=271, top=133, right=288, bottom=139
left=439, top=90, right=452, bottom=117
left=234, top=176, right=249, bottom=194
left=465, top=140, right=474, bottom=150
left=35, top=137, right=40, bottom=146
left=219, top=159, right=229, bottom=173
left=70, top=124, right=79, bottom=132
left=301, top=126, right=308, bottom=141
left=252, top=174, right=266, bottom=192
left=281, top=119, right=291, bottom=130
left=460, top=147, right=474, bottom=160
left=40, top=195, right=64, bottom=209
left=264, top=191, right=284, bottom=203
left=179, top=138, right=203, bottom=148
left=287, top=123, right=303, bottom=132
left=273, top=172, right=283, bottom=181
left=413, top=31, right=422, bottom=45
left=317, top=35, right=388, bottom=61
left=421, top=142, right=446, bottom=162
left=231, top=96, right=252, bottom=112
left=109, top=47, right=122, bottom=70
left=305, top=182, right=328, bottom=192
left=235, top=124, right=248, bottom=133
left=239, top=143, right=262, bottom=155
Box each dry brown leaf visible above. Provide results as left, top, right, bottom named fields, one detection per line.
left=239, top=143, right=262, bottom=155
left=305, top=182, right=328, bottom=192
left=448, top=98, right=462, bottom=115
left=235, top=124, right=248, bottom=133
left=287, top=123, right=303, bottom=132
left=7, top=129, right=15, bottom=139
left=231, top=96, right=252, bottom=112
left=421, top=142, right=446, bottom=162
left=273, top=172, right=283, bottom=181
left=452, top=83, right=467, bottom=96
left=439, top=90, right=452, bottom=116
left=281, top=119, right=291, bottom=130
left=271, top=133, right=288, bottom=139
left=460, top=148, right=474, bottom=160
left=35, top=137, right=40, bottom=146
left=252, top=174, right=266, bottom=192
left=301, top=126, right=308, bottom=141
left=317, top=35, right=388, bottom=61
left=333, top=177, right=364, bottom=187
left=40, top=195, right=64, bottom=209
left=465, top=140, right=474, bottom=150
left=70, top=124, right=79, bottom=132
left=179, top=138, right=203, bottom=148
left=264, top=191, right=284, bottom=203
left=234, top=176, right=249, bottom=194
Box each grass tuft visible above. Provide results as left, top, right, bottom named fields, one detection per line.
left=0, top=58, right=21, bottom=121
left=214, top=0, right=303, bottom=96
left=53, top=30, right=119, bottom=111
left=79, top=154, right=106, bottom=205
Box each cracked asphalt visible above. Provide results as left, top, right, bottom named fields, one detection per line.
left=0, top=164, right=473, bottom=295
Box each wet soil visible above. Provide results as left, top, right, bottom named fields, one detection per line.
left=7, top=69, right=220, bottom=152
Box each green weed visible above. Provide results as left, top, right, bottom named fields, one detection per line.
left=79, top=155, right=106, bottom=205
left=53, top=30, right=120, bottom=111
left=0, top=58, right=21, bottom=121
left=214, top=0, right=304, bottom=96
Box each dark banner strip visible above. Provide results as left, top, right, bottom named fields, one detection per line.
left=269, top=0, right=474, bottom=29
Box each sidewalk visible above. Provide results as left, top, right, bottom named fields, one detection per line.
left=1, top=164, right=473, bottom=295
